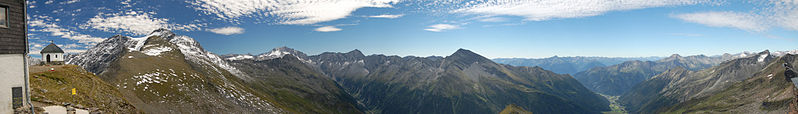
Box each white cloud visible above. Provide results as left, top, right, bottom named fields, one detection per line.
left=478, top=17, right=507, bottom=22
left=315, top=26, right=342, bottom=32
left=672, top=0, right=798, bottom=32
left=190, top=0, right=400, bottom=24
left=770, top=0, right=798, bottom=31
left=83, top=11, right=202, bottom=36
left=453, top=0, right=708, bottom=21
left=28, top=17, right=104, bottom=45
left=58, top=43, right=82, bottom=49
left=61, top=0, right=80, bottom=4
left=63, top=49, right=87, bottom=53
left=424, top=24, right=458, bottom=32
left=26, top=1, right=35, bottom=8
left=368, top=14, right=404, bottom=19
left=672, top=11, right=767, bottom=32
left=209, top=27, right=245, bottom=35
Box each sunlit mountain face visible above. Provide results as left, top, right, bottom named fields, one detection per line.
left=24, top=0, right=798, bottom=114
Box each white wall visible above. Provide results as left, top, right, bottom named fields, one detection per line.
left=0, top=54, right=28, bottom=113
left=41, top=53, right=63, bottom=62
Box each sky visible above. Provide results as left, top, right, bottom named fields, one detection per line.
left=25, top=0, right=798, bottom=59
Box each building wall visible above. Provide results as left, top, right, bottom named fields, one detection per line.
left=0, top=0, right=26, bottom=113
left=42, top=53, right=63, bottom=62
left=0, top=0, right=26, bottom=54
left=0, top=54, right=27, bottom=113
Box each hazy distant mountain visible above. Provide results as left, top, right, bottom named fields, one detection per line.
left=68, top=29, right=283, bottom=113
left=493, top=56, right=662, bottom=75
left=619, top=50, right=786, bottom=113
left=304, top=49, right=610, bottom=114
left=573, top=54, right=726, bottom=96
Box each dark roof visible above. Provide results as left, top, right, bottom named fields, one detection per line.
left=41, top=43, right=64, bottom=53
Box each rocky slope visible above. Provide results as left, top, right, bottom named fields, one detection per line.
left=619, top=50, right=779, bottom=113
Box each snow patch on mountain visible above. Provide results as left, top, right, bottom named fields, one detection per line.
left=134, top=72, right=167, bottom=85
left=758, top=53, right=769, bottom=62
left=772, top=49, right=798, bottom=56
left=128, top=37, right=148, bottom=52
left=142, top=46, right=173, bottom=56
left=226, top=55, right=254, bottom=60
left=168, top=35, right=252, bottom=80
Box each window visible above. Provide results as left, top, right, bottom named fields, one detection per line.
left=0, top=6, right=7, bottom=28
left=0, top=6, right=8, bottom=28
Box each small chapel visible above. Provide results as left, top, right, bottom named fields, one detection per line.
left=40, top=42, right=65, bottom=65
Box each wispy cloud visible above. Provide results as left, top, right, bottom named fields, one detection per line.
left=672, top=11, right=767, bottom=32
left=209, top=27, right=245, bottom=35
left=83, top=11, right=202, bottom=36
left=424, top=24, right=458, bottom=32
left=452, top=0, right=709, bottom=21
left=60, top=0, right=80, bottom=4
left=315, top=26, right=342, bottom=32
left=368, top=14, right=404, bottom=19
left=28, top=15, right=104, bottom=45
left=672, top=0, right=798, bottom=32
left=190, top=0, right=401, bottom=24
left=478, top=17, right=507, bottom=22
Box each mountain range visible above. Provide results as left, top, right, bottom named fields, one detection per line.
left=619, top=50, right=798, bottom=113
left=59, top=28, right=798, bottom=114
left=572, top=53, right=751, bottom=96
left=493, top=56, right=662, bottom=75
left=66, top=29, right=610, bottom=113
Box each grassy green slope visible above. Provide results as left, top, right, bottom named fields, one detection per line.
left=29, top=65, right=138, bottom=113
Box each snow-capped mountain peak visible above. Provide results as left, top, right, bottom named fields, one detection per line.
left=222, top=47, right=311, bottom=63
left=225, top=54, right=254, bottom=60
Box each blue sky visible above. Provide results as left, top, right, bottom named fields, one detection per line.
left=26, top=0, right=798, bottom=58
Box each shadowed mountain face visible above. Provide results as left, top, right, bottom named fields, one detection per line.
left=225, top=54, right=363, bottom=113
left=493, top=56, right=662, bottom=75
left=573, top=54, right=726, bottom=96
left=620, top=51, right=782, bottom=113
left=306, top=49, right=610, bottom=114
left=221, top=48, right=611, bottom=113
